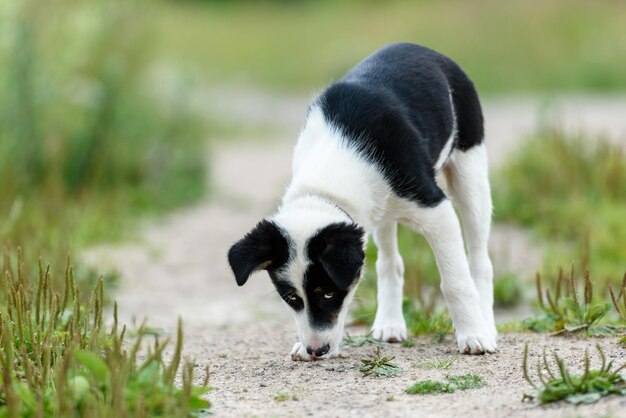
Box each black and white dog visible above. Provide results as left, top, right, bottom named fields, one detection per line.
left=228, top=43, right=496, bottom=360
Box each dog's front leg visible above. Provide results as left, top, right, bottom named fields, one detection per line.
left=416, top=200, right=496, bottom=354
left=371, top=222, right=407, bottom=342
left=290, top=342, right=312, bottom=361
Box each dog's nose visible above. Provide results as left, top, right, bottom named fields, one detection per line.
left=307, top=344, right=330, bottom=357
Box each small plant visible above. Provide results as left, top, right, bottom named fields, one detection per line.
left=405, top=304, right=453, bottom=341
left=405, top=373, right=485, bottom=395
left=493, top=131, right=626, bottom=281
left=522, top=343, right=626, bottom=404
left=405, top=380, right=454, bottom=395
left=0, top=253, right=211, bottom=417
left=494, top=273, right=523, bottom=308
left=401, top=338, right=416, bottom=348
left=413, top=357, right=456, bottom=370
left=609, top=274, right=626, bottom=346
left=446, top=373, right=486, bottom=390
left=523, top=268, right=612, bottom=335
left=273, top=392, right=290, bottom=402
left=359, top=347, right=402, bottom=377
left=343, top=332, right=383, bottom=347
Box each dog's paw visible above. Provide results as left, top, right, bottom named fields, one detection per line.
left=290, top=342, right=311, bottom=362
left=371, top=320, right=407, bottom=343
left=456, top=331, right=497, bottom=355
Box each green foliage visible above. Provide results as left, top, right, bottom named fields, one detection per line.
left=0, top=0, right=205, bottom=272
left=609, top=276, right=626, bottom=346
left=523, top=268, right=617, bottom=335
left=0, top=251, right=211, bottom=417
left=493, top=273, right=523, bottom=308
left=405, top=373, right=485, bottom=395
left=609, top=273, right=626, bottom=322
left=446, top=373, right=486, bottom=390
left=342, top=332, right=383, bottom=347
left=272, top=392, right=290, bottom=402
left=523, top=343, right=626, bottom=405
left=155, top=0, right=626, bottom=92
left=401, top=338, right=416, bottom=348
left=493, top=131, right=626, bottom=283
left=405, top=380, right=454, bottom=395
left=496, top=321, right=526, bottom=333
left=359, top=348, right=402, bottom=378
left=413, top=357, right=456, bottom=370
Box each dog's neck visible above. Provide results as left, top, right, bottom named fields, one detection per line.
left=281, top=192, right=354, bottom=225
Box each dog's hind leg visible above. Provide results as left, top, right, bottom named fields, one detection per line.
left=371, top=221, right=407, bottom=342
left=443, top=143, right=497, bottom=340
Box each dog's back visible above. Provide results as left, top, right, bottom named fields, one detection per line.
left=315, top=43, right=484, bottom=207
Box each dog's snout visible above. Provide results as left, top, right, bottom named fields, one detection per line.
left=307, top=344, right=330, bottom=357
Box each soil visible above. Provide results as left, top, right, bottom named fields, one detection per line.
left=83, top=94, right=626, bottom=418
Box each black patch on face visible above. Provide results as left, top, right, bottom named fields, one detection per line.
left=227, top=219, right=290, bottom=286
left=270, top=275, right=304, bottom=312
left=304, top=222, right=365, bottom=329
left=316, top=43, right=484, bottom=207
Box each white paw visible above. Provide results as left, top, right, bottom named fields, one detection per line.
left=372, top=320, right=407, bottom=343
left=456, top=331, right=497, bottom=355
left=290, top=342, right=311, bottom=362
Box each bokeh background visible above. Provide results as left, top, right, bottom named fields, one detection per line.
left=1, top=0, right=626, bottom=413
left=2, top=0, right=624, bottom=300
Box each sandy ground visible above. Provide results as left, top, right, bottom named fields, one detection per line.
left=84, top=94, right=626, bottom=417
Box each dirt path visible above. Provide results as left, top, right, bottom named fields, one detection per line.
left=84, top=95, right=626, bottom=417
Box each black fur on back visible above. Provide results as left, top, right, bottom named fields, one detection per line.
left=316, top=43, right=484, bottom=207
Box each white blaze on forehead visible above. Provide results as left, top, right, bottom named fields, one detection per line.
left=271, top=197, right=346, bottom=289
left=272, top=199, right=359, bottom=351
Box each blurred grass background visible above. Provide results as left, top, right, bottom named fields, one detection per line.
left=0, top=0, right=205, bottom=280
left=1, top=0, right=624, bottom=317
left=0, top=0, right=623, bottom=320
left=1, top=0, right=625, bottom=414
left=153, top=0, right=626, bottom=93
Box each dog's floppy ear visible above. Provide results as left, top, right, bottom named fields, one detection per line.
left=308, top=223, right=365, bottom=290
left=228, top=219, right=289, bottom=286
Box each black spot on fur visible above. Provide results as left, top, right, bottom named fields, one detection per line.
left=271, top=278, right=304, bottom=312
left=304, top=223, right=365, bottom=329
left=227, top=220, right=290, bottom=286
left=316, top=43, right=484, bottom=206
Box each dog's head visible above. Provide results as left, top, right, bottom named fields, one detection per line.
left=228, top=209, right=365, bottom=358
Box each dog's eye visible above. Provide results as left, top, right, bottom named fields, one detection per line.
left=324, top=292, right=334, bottom=299
left=288, top=295, right=298, bottom=301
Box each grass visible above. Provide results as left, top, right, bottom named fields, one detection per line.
left=609, top=275, right=626, bottom=346
left=523, top=343, right=626, bottom=404
left=405, top=380, right=454, bottom=395
left=272, top=392, right=290, bottom=402
left=352, top=230, right=452, bottom=340
left=343, top=333, right=383, bottom=347
left=405, top=373, right=485, bottom=395
left=494, top=273, right=524, bottom=308
left=0, top=252, right=211, bottom=417
left=359, top=348, right=402, bottom=378
left=493, top=131, right=626, bottom=285
left=154, top=0, right=626, bottom=93
left=522, top=267, right=619, bottom=335
left=401, top=338, right=416, bottom=348
left=0, top=0, right=206, bottom=278
left=413, top=357, right=456, bottom=370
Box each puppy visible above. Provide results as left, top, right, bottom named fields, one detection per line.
left=228, top=43, right=497, bottom=360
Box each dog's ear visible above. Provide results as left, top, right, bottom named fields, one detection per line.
left=227, top=220, right=289, bottom=286
left=308, top=223, right=365, bottom=290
